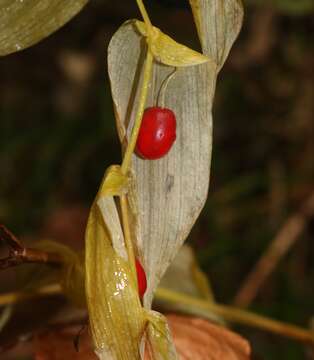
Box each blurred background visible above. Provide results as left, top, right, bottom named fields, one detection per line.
left=0, top=0, right=313, bottom=359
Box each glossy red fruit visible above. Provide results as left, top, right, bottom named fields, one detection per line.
left=135, top=258, right=147, bottom=299
left=136, top=107, right=176, bottom=160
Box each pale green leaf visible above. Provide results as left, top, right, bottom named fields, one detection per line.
left=0, top=0, right=88, bottom=56
left=189, top=0, right=244, bottom=69
left=108, top=21, right=215, bottom=310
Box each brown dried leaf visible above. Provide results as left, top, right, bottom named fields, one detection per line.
left=0, top=0, right=88, bottom=56
left=165, top=314, right=251, bottom=360
left=34, top=326, right=98, bottom=360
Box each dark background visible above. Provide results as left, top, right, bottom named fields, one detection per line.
left=0, top=0, right=313, bottom=359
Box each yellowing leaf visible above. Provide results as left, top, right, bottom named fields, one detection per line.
left=85, top=167, right=146, bottom=359
left=96, top=165, right=130, bottom=260
left=97, top=165, right=129, bottom=197
left=166, top=314, right=251, bottom=360
left=189, top=0, right=244, bottom=69
left=145, top=311, right=177, bottom=360
left=0, top=0, right=88, bottom=56
left=85, top=203, right=145, bottom=360
left=135, top=21, right=212, bottom=67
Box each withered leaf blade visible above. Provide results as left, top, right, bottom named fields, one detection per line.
left=85, top=202, right=145, bottom=360
left=85, top=166, right=146, bottom=359
left=145, top=311, right=177, bottom=360
left=166, top=314, right=251, bottom=360
left=156, top=245, right=224, bottom=324
left=108, top=20, right=216, bottom=307
left=0, top=0, right=88, bottom=56
left=189, top=0, right=244, bottom=69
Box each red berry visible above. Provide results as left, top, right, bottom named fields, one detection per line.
left=136, top=107, right=176, bottom=160
left=135, top=258, right=147, bottom=299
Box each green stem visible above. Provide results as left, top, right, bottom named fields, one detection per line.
left=155, top=288, right=314, bottom=345
left=136, top=0, right=153, bottom=32
left=121, top=50, right=153, bottom=174
left=120, top=195, right=137, bottom=284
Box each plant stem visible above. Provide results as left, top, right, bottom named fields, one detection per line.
left=136, top=0, right=153, bottom=32
left=157, top=68, right=177, bottom=108
left=155, top=288, right=314, bottom=345
left=119, top=49, right=153, bottom=287
left=0, top=225, right=62, bottom=269
left=120, top=194, right=137, bottom=283
left=121, top=50, right=153, bottom=174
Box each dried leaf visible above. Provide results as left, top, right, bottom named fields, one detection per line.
left=135, top=21, right=212, bottom=67
left=145, top=311, right=177, bottom=360
left=189, top=0, right=244, bottom=69
left=166, top=314, right=251, bottom=360
left=97, top=165, right=130, bottom=197
left=156, top=245, right=224, bottom=324
left=159, top=246, right=213, bottom=300
left=34, top=326, right=98, bottom=360
left=0, top=0, right=88, bottom=56
left=108, top=20, right=216, bottom=308
left=103, top=2, right=243, bottom=358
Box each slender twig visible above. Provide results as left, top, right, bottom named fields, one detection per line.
left=121, top=50, right=153, bottom=174
left=119, top=47, right=153, bottom=291
left=156, top=288, right=314, bottom=345
left=0, top=225, right=62, bottom=270
left=0, top=225, right=22, bottom=251
left=136, top=0, right=153, bottom=32
left=120, top=195, right=137, bottom=282
left=234, top=191, right=314, bottom=307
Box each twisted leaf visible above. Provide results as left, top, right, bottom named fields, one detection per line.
left=109, top=20, right=215, bottom=309
left=189, top=0, right=244, bottom=69
left=85, top=166, right=145, bottom=360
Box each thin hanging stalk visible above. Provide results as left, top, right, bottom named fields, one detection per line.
left=156, top=288, right=314, bottom=345
left=136, top=0, right=153, bottom=33
left=120, top=194, right=137, bottom=281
